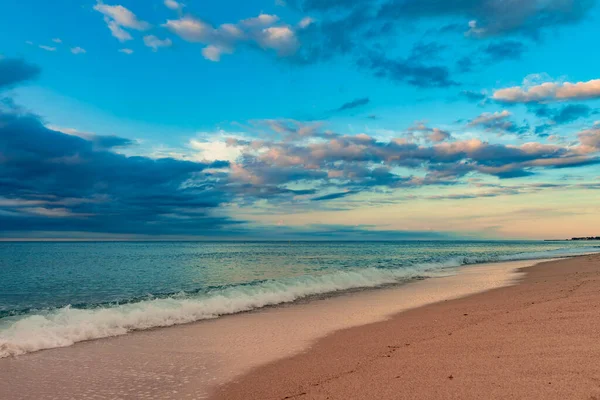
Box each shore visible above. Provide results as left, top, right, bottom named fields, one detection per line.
left=215, top=253, right=600, bottom=400
left=0, top=255, right=598, bottom=399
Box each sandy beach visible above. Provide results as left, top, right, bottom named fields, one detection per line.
left=1, top=254, right=599, bottom=399
left=215, top=253, right=600, bottom=400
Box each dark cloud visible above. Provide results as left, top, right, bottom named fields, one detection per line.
left=357, top=52, right=459, bottom=88
left=284, top=0, right=594, bottom=91
left=457, top=40, right=526, bottom=73
left=467, top=110, right=529, bottom=135
left=0, top=58, right=40, bottom=90
left=456, top=56, right=475, bottom=73
left=300, top=0, right=371, bottom=11
left=482, top=40, right=526, bottom=61
left=408, top=41, right=447, bottom=62
left=460, top=90, right=488, bottom=103
left=263, top=224, right=462, bottom=240
left=531, top=104, right=594, bottom=135
left=0, top=106, right=237, bottom=236
left=334, top=97, right=370, bottom=112
left=312, top=191, right=358, bottom=201
left=533, top=104, right=592, bottom=123
left=377, top=0, right=596, bottom=38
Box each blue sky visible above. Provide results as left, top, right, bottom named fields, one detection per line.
left=1, top=0, right=600, bottom=240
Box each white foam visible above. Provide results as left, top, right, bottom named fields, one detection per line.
left=0, top=266, right=429, bottom=358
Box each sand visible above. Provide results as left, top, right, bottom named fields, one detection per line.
left=1, top=255, right=599, bottom=400
left=214, top=254, right=600, bottom=400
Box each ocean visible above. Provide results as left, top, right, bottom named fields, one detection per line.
left=0, top=240, right=598, bottom=358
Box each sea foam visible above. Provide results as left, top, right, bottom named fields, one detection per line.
left=1, top=245, right=598, bottom=358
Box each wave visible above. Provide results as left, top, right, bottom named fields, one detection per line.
left=1, top=245, right=598, bottom=358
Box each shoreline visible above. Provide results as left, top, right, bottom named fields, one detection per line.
left=214, top=253, right=600, bottom=400
left=0, top=257, right=552, bottom=400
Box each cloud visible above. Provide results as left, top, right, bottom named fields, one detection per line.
left=378, top=0, right=596, bottom=38
left=406, top=122, right=453, bottom=143
left=357, top=51, right=458, bottom=88
left=482, top=40, right=526, bottom=61
left=335, top=97, right=370, bottom=112
left=228, top=118, right=599, bottom=200
left=311, top=191, right=358, bottom=201
left=532, top=104, right=592, bottom=124
left=460, top=90, right=488, bottom=103
left=106, top=20, right=133, bottom=41
left=70, top=47, right=87, bottom=55
left=164, top=13, right=300, bottom=61
left=48, top=125, right=137, bottom=149
left=457, top=40, right=526, bottom=73
left=143, top=35, right=173, bottom=51
left=494, top=78, right=600, bottom=103
left=118, top=48, right=134, bottom=54
left=94, top=2, right=150, bottom=42
left=578, top=127, right=600, bottom=152
left=531, top=104, right=593, bottom=135
left=467, top=110, right=528, bottom=135
left=408, top=41, right=447, bottom=62
left=39, top=45, right=57, bottom=52
left=52, top=38, right=62, bottom=43
left=298, top=17, right=315, bottom=29
left=300, top=0, right=371, bottom=11
left=0, top=106, right=236, bottom=236
left=270, top=0, right=595, bottom=72
left=201, top=45, right=229, bottom=61
left=164, top=0, right=184, bottom=10
left=0, top=58, right=40, bottom=90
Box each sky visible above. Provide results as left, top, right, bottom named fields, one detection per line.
left=1, top=0, right=600, bottom=240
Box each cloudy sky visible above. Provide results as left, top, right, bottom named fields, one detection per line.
left=1, top=0, right=600, bottom=240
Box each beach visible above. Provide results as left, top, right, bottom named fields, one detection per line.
left=216, top=253, right=600, bottom=400
left=1, top=254, right=599, bottom=399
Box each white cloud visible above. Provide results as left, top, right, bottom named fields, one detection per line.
left=94, top=2, right=150, bottom=42
left=241, top=14, right=279, bottom=27
left=257, top=26, right=298, bottom=55
left=163, top=17, right=215, bottom=42
left=25, top=41, right=34, bottom=45
left=164, top=13, right=299, bottom=61
left=143, top=35, right=173, bottom=51
left=202, top=45, right=227, bottom=62
left=52, top=38, right=62, bottom=43
left=118, top=48, right=134, bottom=54
left=189, top=138, right=242, bottom=162
left=39, top=45, right=57, bottom=52
left=107, top=19, right=133, bottom=41
left=465, top=20, right=486, bottom=37
left=93, top=3, right=150, bottom=30
left=298, top=17, right=314, bottom=29
left=578, top=127, right=600, bottom=152
left=468, top=110, right=512, bottom=126
left=494, top=78, right=600, bottom=103
left=164, top=0, right=184, bottom=10
left=70, top=47, right=87, bottom=54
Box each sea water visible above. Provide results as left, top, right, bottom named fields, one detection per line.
left=0, top=240, right=598, bottom=357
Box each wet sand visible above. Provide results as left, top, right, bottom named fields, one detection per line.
left=215, top=254, right=600, bottom=400
left=0, top=259, right=530, bottom=399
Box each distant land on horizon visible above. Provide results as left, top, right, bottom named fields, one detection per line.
left=545, top=237, right=600, bottom=242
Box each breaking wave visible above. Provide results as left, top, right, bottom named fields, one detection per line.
left=1, top=245, right=598, bottom=358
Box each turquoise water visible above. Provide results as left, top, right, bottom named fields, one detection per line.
left=0, top=240, right=598, bottom=357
